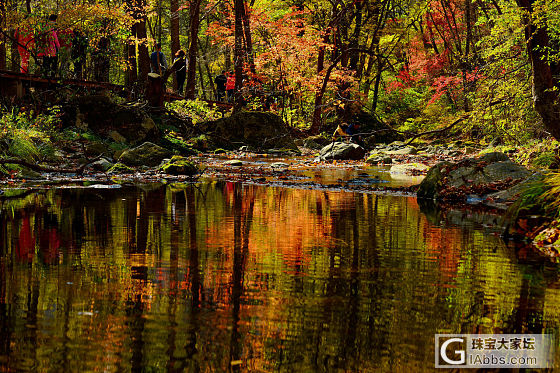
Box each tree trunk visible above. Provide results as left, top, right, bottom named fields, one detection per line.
left=0, top=0, right=6, bottom=70
left=516, top=0, right=560, bottom=139
left=185, top=0, right=201, bottom=99
left=170, top=0, right=180, bottom=90
left=136, top=0, right=150, bottom=82
left=240, top=1, right=255, bottom=74
left=348, top=1, right=363, bottom=70
left=127, top=23, right=138, bottom=86
left=233, top=0, right=245, bottom=111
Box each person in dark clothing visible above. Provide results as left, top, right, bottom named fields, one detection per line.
left=150, top=43, right=167, bottom=75
left=39, top=14, right=60, bottom=78
left=71, top=29, right=88, bottom=79
left=214, top=71, right=227, bottom=101
left=332, top=122, right=362, bottom=144
left=173, top=49, right=187, bottom=95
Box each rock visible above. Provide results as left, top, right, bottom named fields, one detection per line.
left=90, top=158, right=113, bottom=172
left=303, top=135, right=330, bottom=148
left=319, top=142, right=367, bottom=160
left=484, top=173, right=543, bottom=209
left=17, top=168, right=43, bottom=180
left=384, top=146, right=418, bottom=155
left=159, top=156, right=198, bottom=176
left=141, top=117, right=156, bottom=131
left=302, top=138, right=323, bottom=150
left=390, top=163, right=429, bottom=174
left=266, top=148, right=301, bottom=156
left=417, top=162, right=452, bottom=199
left=66, top=95, right=158, bottom=144
left=270, top=162, right=289, bottom=169
left=479, top=152, right=510, bottom=163
left=85, top=141, right=108, bottom=157
left=108, top=131, right=127, bottom=143
left=107, top=163, right=134, bottom=174
left=417, top=152, right=531, bottom=200
left=223, top=159, right=243, bottom=166
left=189, top=135, right=213, bottom=151
left=366, top=153, right=392, bottom=164
left=239, top=145, right=253, bottom=152
left=118, top=142, right=172, bottom=167
left=346, top=110, right=403, bottom=145
left=197, top=112, right=297, bottom=150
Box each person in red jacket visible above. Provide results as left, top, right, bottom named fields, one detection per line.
left=37, top=15, right=60, bottom=77
left=15, top=24, right=34, bottom=73
left=226, top=71, right=236, bottom=102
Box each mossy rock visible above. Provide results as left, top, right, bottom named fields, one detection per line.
left=160, top=134, right=197, bottom=156
left=159, top=156, right=198, bottom=176
left=213, top=148, right=228, bottom=154
left=118, top=142, right=172, bottom=167
left=107, top=163, right=134, bottom=174
left=188, top=134, right=214, bottom=151
left=417, top=161, right=452, bottom=199
left=85, top=141, right=108, bottom=157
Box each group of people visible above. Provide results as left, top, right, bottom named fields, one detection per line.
left=15, top=14, right=88, bottom=79
left=214, top=71, right=237, bottom=102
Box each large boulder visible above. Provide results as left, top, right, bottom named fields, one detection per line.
left=417, top=152, right=532, bottom=201
left=197, top=112, right=297, bottom=150
left=319, top=142, right=366, bottom=160
left=118, top=142, right=172, bottom=167
left=66, top=95, right=159, bottom=144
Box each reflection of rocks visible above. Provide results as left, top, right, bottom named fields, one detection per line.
left=319, top=142, right=366, bottom=160
left=119, top=142, right=172, bottom=167
left=417, top=152, right=533, bottom=205
left=418, top=198, right=505, bottom=231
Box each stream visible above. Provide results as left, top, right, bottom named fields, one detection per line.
left=0, top=162, right=558, bottom=371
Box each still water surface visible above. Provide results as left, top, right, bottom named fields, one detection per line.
left=0, top=181, right=558, bottom=372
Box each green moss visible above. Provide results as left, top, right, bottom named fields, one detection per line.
left=161, top=133, right=197, bottom=155
left=160, top=156, right=198, bottom=176
left=107, top=163, right=134, bottom=174
left=188, top=135, right=214, bottom=151
left=533, top=152, right=557, bottom=168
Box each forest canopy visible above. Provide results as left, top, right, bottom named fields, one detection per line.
left=1, top=0, right=559, bottom=141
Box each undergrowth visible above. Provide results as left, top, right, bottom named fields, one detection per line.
left=0, top=107, right=60, bottom=168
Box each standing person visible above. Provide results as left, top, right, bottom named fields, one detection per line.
left=150, top=43, right=167, bottom=75
left=71, top=29, right=88, bottom=80
left=226, top=71, right=235, bottom=102
left=15, top=23, right=34, bottom=73
left=57, top=27, right=74, bottom=78
left=214, top=71, right=227, bottom=101
left=173, top=49, right=187, bottom=95
left=38, top=14, right=60, bottom=78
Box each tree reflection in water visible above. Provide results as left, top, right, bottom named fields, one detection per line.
left=0, top=183, right=558, bottom=371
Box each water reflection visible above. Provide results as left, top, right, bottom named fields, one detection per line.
left=0, top=183, right=558, bottom=371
